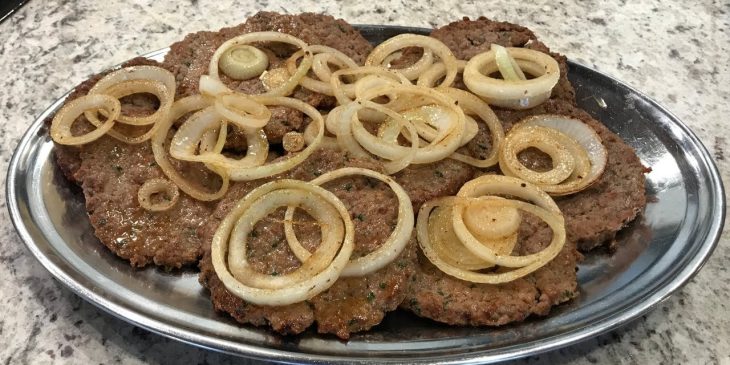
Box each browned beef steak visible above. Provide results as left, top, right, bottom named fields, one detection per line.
left=198, top=148, right=417, bottom=339
left=52, top=58, right=218, bottom=268
left=430, top=16, right=576, bottom=104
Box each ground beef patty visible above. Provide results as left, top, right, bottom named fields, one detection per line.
left=403, top=100, right=646, bottom=325
left=52, top=58, right=218, bottom=268
left=198, top=148, right=417, bottom=339
left=430, top=16, right=576, bottom=104
left=403, top=214, right=581, bottom=326
left=495, top=99, right=648, bottom=251
left=163, top=12, right=373, bottom=143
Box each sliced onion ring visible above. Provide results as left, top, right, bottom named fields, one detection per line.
left=437, top=87, right=504, bottom=168
left=453, top=174, right=562, bottom=267
left=493, top=44, right=527, bottom=81
left=86, top=65, right=175, bottom=126
left=211, top=179, right=354, bottom=306
left=287, top=45, right=359, bottom=96
left=427, top=205, right=495, bottom=271
left=208, top=32, right=311, bottom=97
left=330, top=66, right=405, bottom=106
left=304, top=118, right=339, bottom=150
left=515, top=114, right=608, bottom=195
left=416, top=60, right=466, bottom=88
left=463, top=47, right=559, bottom=109
left=86, top=79, right=168, bottom=144
left=151, top=95, right=230, bottom=201
left=137, top=178, right=180, bottom=211
left=345, top=83, right=466, bottom=165
left=338, top=100, right=419, bottom=174
left=50, top=94, right=120, bottom=145
left=366, top=34, right=458, bottom=88
left=499, top=125, right=577, bottom=186
left=214, top=93, right=272, bottom=129
left=417, top=195, right=565, bottom=284
left=284, top=167, right=414, bottom=277
left=228, top=189, right=344, bottom=290
left=225, top=95, right=325, bottom=181
left=169, top=106, right=269, bottom=170
left=383, top=47, right=434, bottom=81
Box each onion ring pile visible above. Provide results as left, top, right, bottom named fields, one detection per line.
left=211, top=167, right=413, bottom=305
left=499, top=115, right=608, bottom=195
left=417, top=175, right=566, bottom=283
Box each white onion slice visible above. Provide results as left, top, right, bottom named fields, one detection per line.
left=366, top=34, right=458, bottom=88
left=452, top=175, right=562, bottom=267
left=151, top=95, right=230, bottom=201
left=339, top=100, right=419, bottom=174
left=287, top=45, right=359, bottom=96
left=50, top=94, right=120, bottom=145
left=169, top=106, right=269, bottom=170
left=226, top=96, right=324, bottom=181
left=284, top=167, right=414, bottom=277
left=427, top=205, right=495, bottom=271
left=437, top=87, right=504, bottom=168
left=349, top=83, right=466, bottom=165
left=85, top=79, right=168, bottom=144
left=137, top=178, right=180, bottom=211
left=304, top=118, right=339, bottom=150
left=417, top=196, right=565, bottom=284
left=208, top=32, right=311, bottom=97
left=417, top=60, right=467, bottom=88
left=330, top=66, right=405, bottom=106
left=228, top=189, right=344, bottom=290
left=516, top=114, right=608, bottom=194
left=499, top=126, right=577, bottom=185
left=214, top=93, right=272, bottom=129
left=211, top=179, right=354, bottom=306
left=383, top=47, right=434, bottom=81
left=86, top=65, right=176, bottom=126
left=492, top=44, right=527, bottom=81
left=464, top=47, right=559, bottom=109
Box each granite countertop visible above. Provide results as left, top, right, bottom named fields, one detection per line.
left=0, top=0, right=728, bottom=364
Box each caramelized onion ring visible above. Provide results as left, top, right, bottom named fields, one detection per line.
left=464, top=47, right=559, bottom=109
left=284, top=167, right=414, bottom=277
left=50, top=94, right=120, bottom=145
left=208, top=32, right=311, bottom=97
left=366, top=34, right=458, bottom=88
left=417, top=195, right=565, bottom=284
left=86, top=65, right=175, bottom=126
left=151, top=95, right=230, bottom=201
left=211, top=179, right=354, bottom=306
left=137, top=178, right=179, bottom=211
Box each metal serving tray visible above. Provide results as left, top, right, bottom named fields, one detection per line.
left=6, top=25, right=725, bottom=364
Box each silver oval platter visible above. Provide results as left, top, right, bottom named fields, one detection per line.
left=6, top=25, right=725, bottom=364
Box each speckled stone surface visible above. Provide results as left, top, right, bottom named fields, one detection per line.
left=0, top=0, right=728, bottom=364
